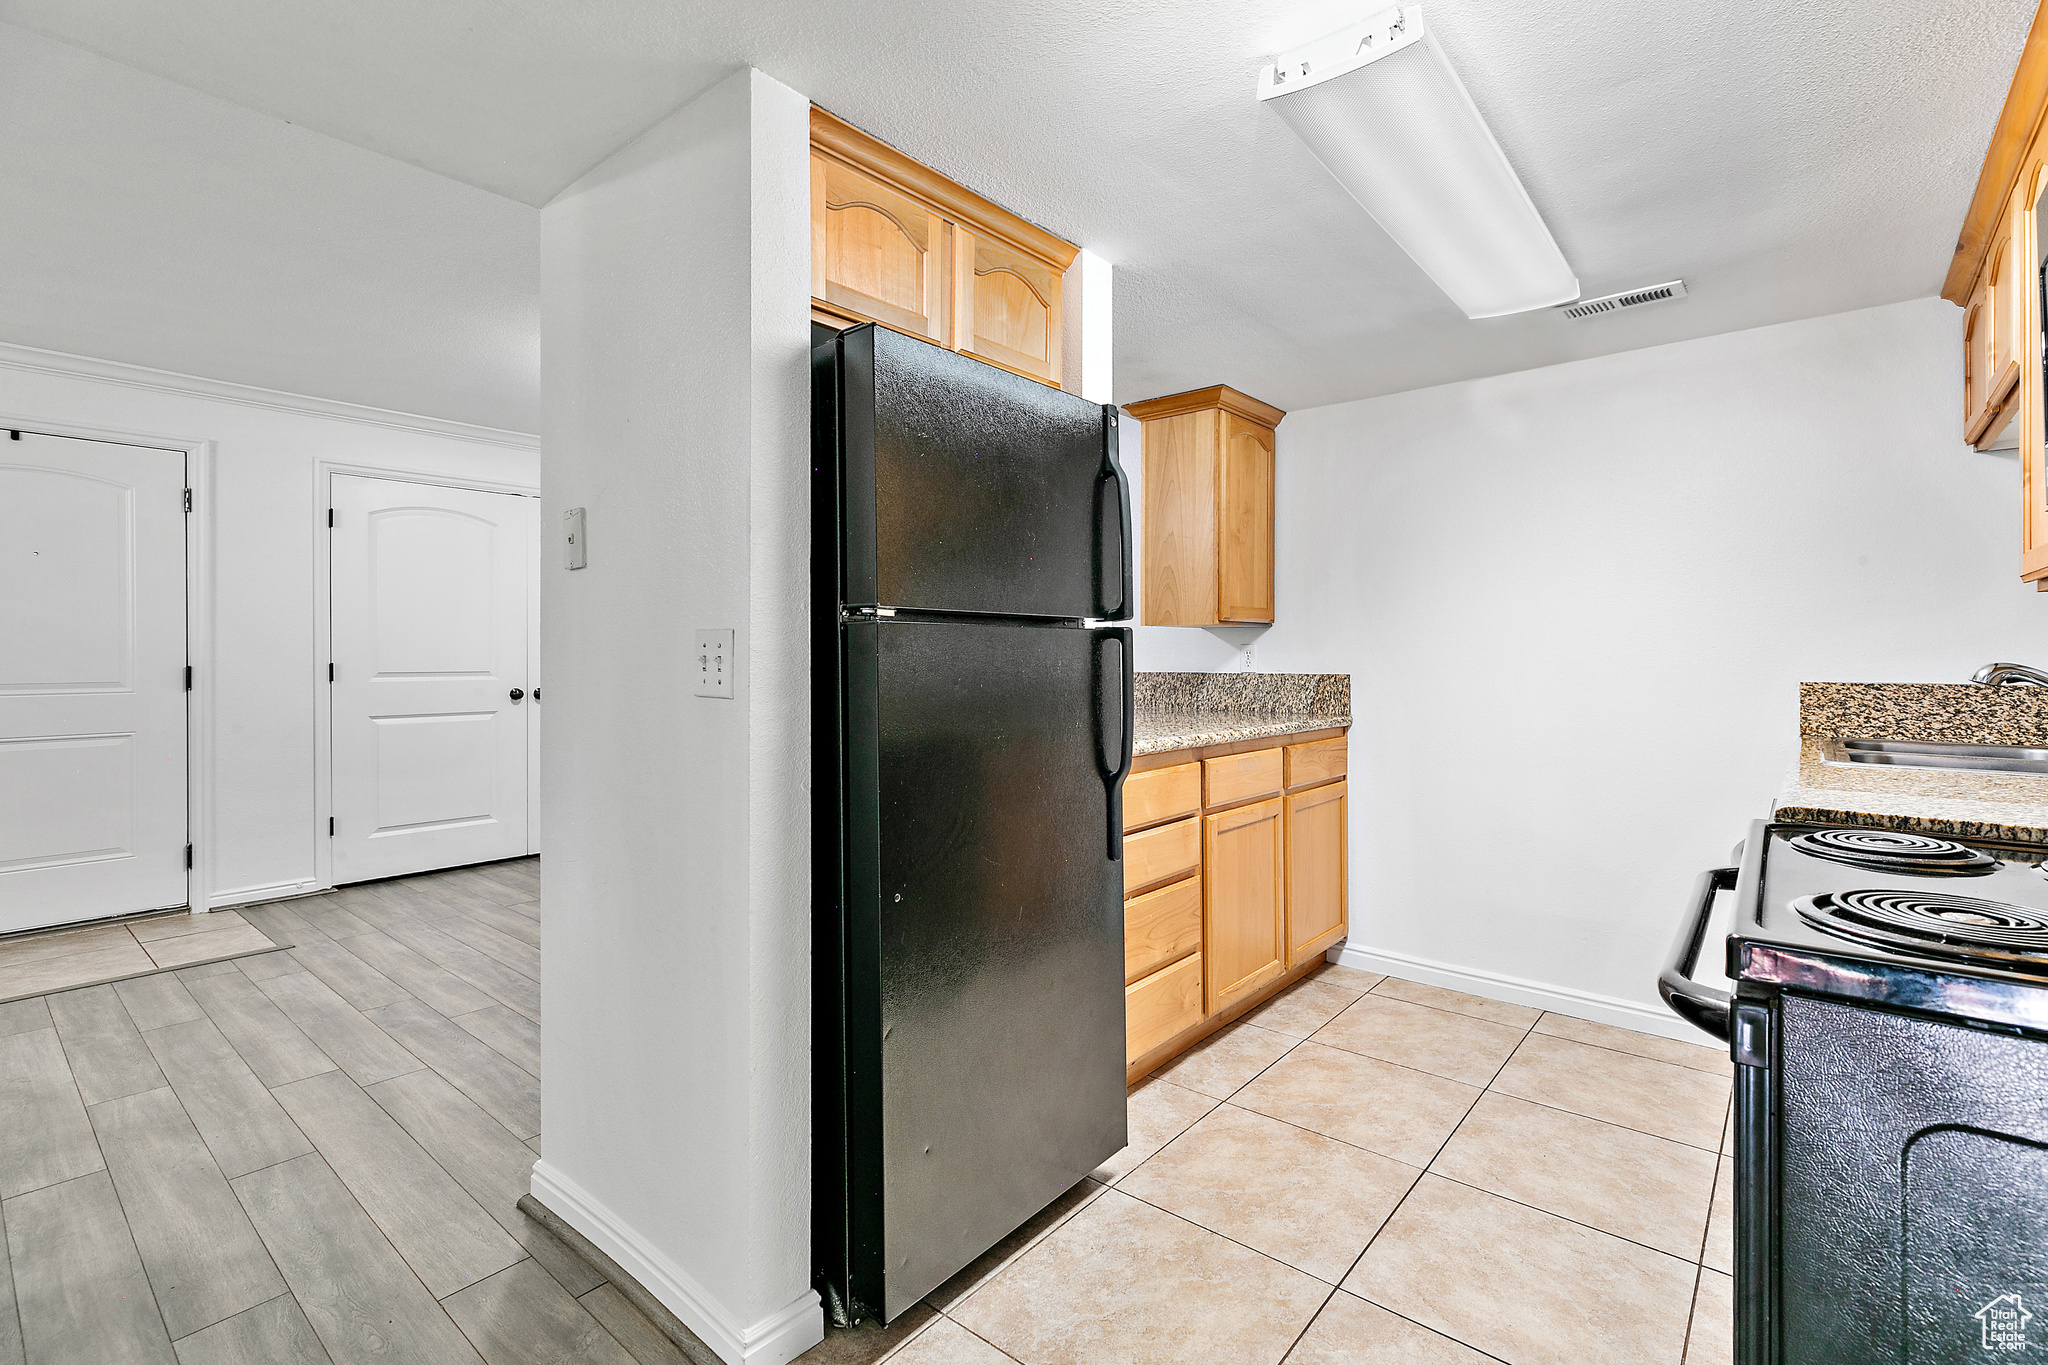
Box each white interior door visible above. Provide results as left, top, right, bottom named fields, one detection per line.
left=0, top=433, right=188, bottom=933
left=330, top=475, right=535, bottom=883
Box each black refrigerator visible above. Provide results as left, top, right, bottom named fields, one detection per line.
left=811, top=323, right=1134, bottom=1325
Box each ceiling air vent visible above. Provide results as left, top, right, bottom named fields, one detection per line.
left=1559, top=280, right=1687, bottom=320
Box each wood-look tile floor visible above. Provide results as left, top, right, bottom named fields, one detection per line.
left=0, top=858, right=694, bottom=1365
left=832, top=965, right=1735, bottom=1365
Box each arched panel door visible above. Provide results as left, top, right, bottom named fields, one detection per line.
left=330, top=475, right=535, bottom=883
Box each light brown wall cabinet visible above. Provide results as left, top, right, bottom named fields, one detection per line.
left=1945, top=6, right=2048, bottom=584
left=1124, top=387, right=1285, bottom=626
left=810, top=107, right=1076, bottom=388
left=1120, top=728, right=1348, bottom=1080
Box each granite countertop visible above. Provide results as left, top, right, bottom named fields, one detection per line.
left=1775, top=682, right=2048, bottom=844
left=1132, top=672, right=1350, bottom=757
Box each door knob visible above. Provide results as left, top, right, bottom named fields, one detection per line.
left=509, top=688, right=525, bottom=702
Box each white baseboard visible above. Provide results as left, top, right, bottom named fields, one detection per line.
left=208, top=878, right=325, bottom=910
left=528, top=1160, right=824, bottom=1365
left=1331, top=942, right=1717, bottom=1046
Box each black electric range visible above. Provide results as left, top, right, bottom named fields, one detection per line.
left=1662, top=821, right=2048, bottom=1365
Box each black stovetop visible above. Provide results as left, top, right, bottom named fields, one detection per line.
left=1732, top=821, right=2048, bottom=1033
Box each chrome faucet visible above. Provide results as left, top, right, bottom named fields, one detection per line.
left=1972, top=662, right=2048, bottom=686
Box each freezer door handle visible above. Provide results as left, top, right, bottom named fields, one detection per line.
left=1092, top=627, right=1135, bottom=859
left=1093, top=405, right=1134, bottom=621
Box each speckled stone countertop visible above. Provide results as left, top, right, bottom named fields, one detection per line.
left=1775, top=682, right=2048, bottom=843
left=1132, top=673, right=1350, bottom=756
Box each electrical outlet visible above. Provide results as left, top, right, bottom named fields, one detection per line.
left=1240, top=643, right=1257, bottom=672
left=694, top=629, right=734, bottom=698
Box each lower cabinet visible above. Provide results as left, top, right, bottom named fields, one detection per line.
left=1120, top=729, right=1349, bottom=1078
left=1286, top=779, right=1348, bottom=965
left=1203, top=798, right=1286, bottom=1014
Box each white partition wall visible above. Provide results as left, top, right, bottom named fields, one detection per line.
left=533, top=68, right=818, bottom=1365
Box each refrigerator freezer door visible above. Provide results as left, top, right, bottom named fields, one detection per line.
left=839, top=617, right=1129, bottom=1321
left=836, top=324, right=1131, bottom=620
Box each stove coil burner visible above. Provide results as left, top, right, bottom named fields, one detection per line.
left=1788, top=828, right=2000, bottom=877
left=1795, top=888, right=2048, bottom=967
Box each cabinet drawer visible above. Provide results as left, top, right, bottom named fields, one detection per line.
left=1285, top=737, right=1346, bottom=790
left=1125, top=762, right=1200, bottom=831
left=1124, top=875, right=1202, bottom=984
left=1124, top=817, right=1200, bottom=895
left=1126, top=952, right=1204, bottom=1065
left=1203, top=748, right=1282, bottom=808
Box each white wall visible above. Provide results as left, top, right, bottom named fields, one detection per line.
left=1138, top=297, right=2045, bottom=1030
left=0, top=343, right=538, bottom=908
left=534, top=68, right=819, bottom=1365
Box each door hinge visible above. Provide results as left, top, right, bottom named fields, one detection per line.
left=184, top=844, right=193, bottom=870
left=328, top=663, right=335, bottom=683
left=184, top=666, right=192, bottom=691
left=328, top=817, right=335, bottom=837
left=327, top=507, right=334, bottom=528
left=183, top=488, right=193, bottom=513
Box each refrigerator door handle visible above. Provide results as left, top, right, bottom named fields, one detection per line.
left=1094, top=406, right=1134, bottom=621
left=1092, top=627, right=1135, bottom=860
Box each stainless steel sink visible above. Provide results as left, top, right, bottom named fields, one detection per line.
left=1820, top=737, right=2048, bottom=776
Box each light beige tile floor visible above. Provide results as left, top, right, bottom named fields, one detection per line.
left=0, top=909, right=281, bottom=1002
left=850, top=966, right=1735, bottom=1365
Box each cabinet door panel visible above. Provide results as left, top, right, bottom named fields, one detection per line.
left=1125, top=875, right=1202, bottom=984
left=1124, top=816, right=1200, bottom=895
left=2025, top=158, right=2048, bottom=581
left=1127, top=953, right=1203, bottom=1065
left=1216, top=415, right=1274, bottom=624
left=1286, top=780, right=1348, bottom=965
left=1203, top=798, right=1286, bottom=1013
left=957, top=229, right=1062, bottom=384
left=1124, top=761, right=1200, bottom=832
left=813, top=154, right=948, bottom=343
left=1139, top=412, right=1219, bottom=626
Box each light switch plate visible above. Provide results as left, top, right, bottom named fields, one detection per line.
left=694, top=629, right=734, bottom=698
left=563, top=508, right=587, bottom=569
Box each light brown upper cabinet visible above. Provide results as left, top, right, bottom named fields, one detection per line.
left=1944, top=5, right=2048, bottom=584
left=1125, top=386, right=1285, bottom=626
left=810, top=107, right=1076, bottom=388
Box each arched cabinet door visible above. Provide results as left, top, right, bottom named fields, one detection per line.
left=955, top=228, right=1062, bottom=386
left=811, top=153, right=950, bottom=346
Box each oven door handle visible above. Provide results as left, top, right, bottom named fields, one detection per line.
left=1658, top=865, right=1737, bottom=1042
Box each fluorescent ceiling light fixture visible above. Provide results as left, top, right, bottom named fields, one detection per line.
left=1259, top=6, right=1578, bottom=319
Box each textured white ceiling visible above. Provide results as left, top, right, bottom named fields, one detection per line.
left=0, top=0, right=2034, bottom=422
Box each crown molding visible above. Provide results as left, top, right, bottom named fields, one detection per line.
left=0, top=341, right=539, bottom=449
left=1123, top=384, right=1286, bottom=429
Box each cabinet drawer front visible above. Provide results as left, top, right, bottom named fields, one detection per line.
left=1124, top=816, right=1200, bottom=895
left=1285, top=780, right=1348, bottom=966
left=1124, top=762, right=1200, bottom=831
left=1125, top=875, right=1202, bottom=984
left=1285, top=737, right=1346, bottom=790
left=1204, top=747, right=1282, bottom=808
left=1126, top=952, right=1204, bottom=1065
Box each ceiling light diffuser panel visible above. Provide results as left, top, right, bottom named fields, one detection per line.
left=1259, top=7, right=1579, bottom=319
